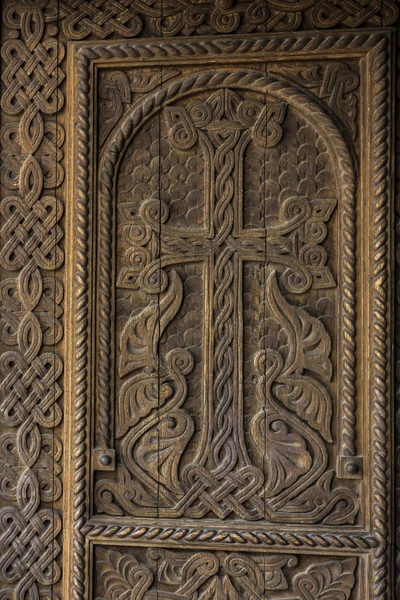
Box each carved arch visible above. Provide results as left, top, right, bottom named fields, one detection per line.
left=97, top=68, right=357, bottom=473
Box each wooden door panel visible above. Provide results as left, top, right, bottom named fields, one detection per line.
left=93, top=547, right=359, bottom=598
left=90, top=60, right=362, bottom=525
left=0, top=2, right=395, bottom=596
left=92, top=67, right=355, bottom=523
left=64, top=35, right=392, bottom=599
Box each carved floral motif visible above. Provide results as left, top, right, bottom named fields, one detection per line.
left=95, top=548, right=357, bottom=600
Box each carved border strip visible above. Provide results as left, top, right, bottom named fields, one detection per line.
left=75, top=32, right=388, bottom=60
left=56, top=0, right=399, bottom=37
left=0, top=5, right=65, bottom=600
left=81, top=521, right=378, bottom=550
left=69, top=48, right=92, bottom=600
left=369, top=36, right=392, bottom=600
left=67, top=31, right=392, bottom=600
left=395, top=28, right=400, bottom=600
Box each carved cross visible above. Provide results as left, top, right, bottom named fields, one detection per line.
left=111, top=88, right=339, bottom=520
left=162, top=89, right=287, bottom=477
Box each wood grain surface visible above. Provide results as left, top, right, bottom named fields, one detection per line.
left=0, top=2, right=398, bottom=599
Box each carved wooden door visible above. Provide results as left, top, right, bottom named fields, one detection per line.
left=0, top=2, right=397, bottom=600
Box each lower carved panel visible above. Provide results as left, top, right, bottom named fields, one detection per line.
left=94, top=546, right=359, bottom=599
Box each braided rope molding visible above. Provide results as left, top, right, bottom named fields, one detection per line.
left=97, top=102, right=114, bottom=449
left=369, top=37, right=392, bottom=600
left=77, top=32, right=387, bottom=62
left=81, top=522, right=378, bottom=550
left=95, top=50, right=357, bottom=489
left=72, top=50, right=91, bottom=600
left=395, top=29, right=400, bottom=600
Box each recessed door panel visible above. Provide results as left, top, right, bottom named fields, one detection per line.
left=93, top=79, right=354, bottom=525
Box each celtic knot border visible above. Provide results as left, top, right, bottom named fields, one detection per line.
left=0, top=3, right=65, bottom=599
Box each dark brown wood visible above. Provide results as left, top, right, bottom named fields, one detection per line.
left=0, top=2, right=397, bottom=600
left=94, top=75, right=356, bottom=524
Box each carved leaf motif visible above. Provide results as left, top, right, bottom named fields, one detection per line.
left=119, top=270, right=183, bottom=376
left=293, top=557, right=357, bottom=600
left=116, top=373, right=161, bottom=438
left=134, top=411, right=194, bottom=496
left=98, top=550, right=153, bottom=600
left=267, top=269, right=333, bottom=438
left=116, top=368, right=189, bottom=438
left=274, top=376, right=332, bottom=442
left=268, top=270, right=332, bottom=380
left=262, top=417, right=312, bottom=497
